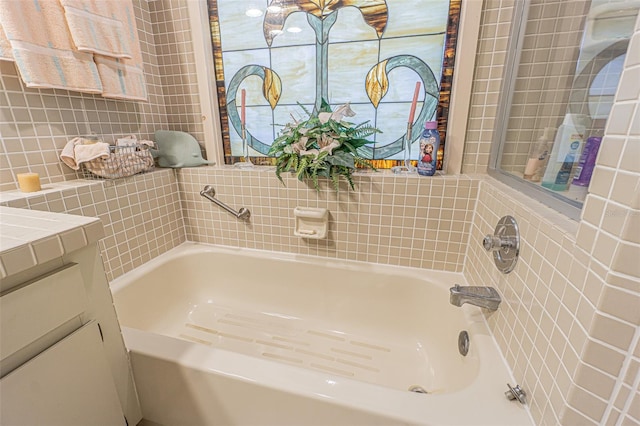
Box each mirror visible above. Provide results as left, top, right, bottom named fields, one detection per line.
left=491, top=0, right=639, bottom=215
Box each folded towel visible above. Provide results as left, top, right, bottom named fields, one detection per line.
left=94, top=0, right=147, bottom=101
left=116, top=135, right=138, bottom=147
left=76, top=142, right=111, bottom=166
left=95, top=55, right=147, bottom=101
left=59, top=0, right=132, bottom=59
left=0, top=0, right=102, bottom=93
left=60, top=138, right=81, bottom=170
left=60, top=137, right=111, bottom=170
left=0, top=23, right=13, bottom=61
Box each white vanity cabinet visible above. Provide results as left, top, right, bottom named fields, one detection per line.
left=0, top=207, right=141, bottom=426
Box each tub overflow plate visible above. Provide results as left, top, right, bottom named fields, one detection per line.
left=458, top=330, right=469, bottom=356
left=408, top=385, right=429, bottom=394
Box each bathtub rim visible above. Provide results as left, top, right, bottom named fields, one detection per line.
left=122, top=324, right=532, bottom=426
left=110, top=241, right=469, bottom=295
left=110, top=241, right=534, bottom=425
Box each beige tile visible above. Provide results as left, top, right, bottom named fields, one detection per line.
left=596, top=136, right=625, bottom=168
left=567, top=385, right=607, bottom=424
left=592, top=231, right=618, bottom=267
left=610, top=172, right=640, bottom=208
left=625, top=360, right=639, bottom=387
left=582, top=339, right=626, bottom=377
left=606, top=270, right=640, bottom=293
left=589, top=166, right=616, bottom=198
left=573, top=362, right=616, bottom=400
left=597, top=284, right=640, bottom=325
left=622, top=211, right=640, bottom=244
left=602, top=203, right=631, bottom=237
left=576, top=222, right=598, bottom=253
left=589, top=313, right=636, bottom=351
left=581, top=195, right=605, bottom=226
left=611, top=241, right=640, bottom=278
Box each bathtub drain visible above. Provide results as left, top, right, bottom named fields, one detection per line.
left=408, top=385, right=429, bottom=394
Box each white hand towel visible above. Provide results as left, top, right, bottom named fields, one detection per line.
left=60, top=137, right=111, bottom=170
left=60, top=137, right=83, bottom=170
left=74, top=142, right=111, bottom=165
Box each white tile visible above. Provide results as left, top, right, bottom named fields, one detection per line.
left=59, top=228, right=88, bottom=254
left=616, top=66, right=640, bottom=102
left=31, top=236, right=64, bottom=264
left=0, top=245, right=37, bottom=276
left=620, top=138, right=640, bottom=172
left=606, top=103, right=636, bottom=136
left=627, top=32, right=640, bottom=67
left=82, top=220, right=105, bottom=245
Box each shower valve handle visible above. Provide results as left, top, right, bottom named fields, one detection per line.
left=482, top=234, right=516, bottom=252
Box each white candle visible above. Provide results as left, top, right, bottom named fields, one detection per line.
left=16, top=172, right=41, bottom=193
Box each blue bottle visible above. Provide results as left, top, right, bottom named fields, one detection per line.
left=417, top=121, right=439, bottom=176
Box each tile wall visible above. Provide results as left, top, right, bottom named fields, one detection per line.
left=148, top=0, right=205, bottom=145
left=0, top=0, right=170, bottom=191
left=464, top=3, right=640, bottom=424
left=0, top=170, right=185, bottom=281
left=178, top=168, right=478, bottom=272
left=0, top=0, right=196, bottom=279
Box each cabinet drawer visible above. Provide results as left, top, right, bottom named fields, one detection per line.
left=0, top=263, right=88, bottom=360
left=0, top=321, right=125, bottom=426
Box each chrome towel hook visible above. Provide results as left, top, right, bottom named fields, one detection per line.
left=200, top=185, right=250, bottom=220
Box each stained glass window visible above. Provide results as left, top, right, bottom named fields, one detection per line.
left=207, top=0, right=460, bottom=169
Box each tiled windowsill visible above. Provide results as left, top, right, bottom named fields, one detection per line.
left=0, top=180, right=102, bottom=204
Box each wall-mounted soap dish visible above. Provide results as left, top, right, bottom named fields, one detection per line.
left=294, top=207, right=328, bottom=239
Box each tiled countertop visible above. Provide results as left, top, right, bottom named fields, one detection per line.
left=0, top=206, right=104, bottom=279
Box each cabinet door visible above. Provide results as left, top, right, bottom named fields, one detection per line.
left=0, top=321, right=125, bottom=426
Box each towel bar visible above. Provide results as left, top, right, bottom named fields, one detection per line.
left=200, top=185, right=250, bottom=220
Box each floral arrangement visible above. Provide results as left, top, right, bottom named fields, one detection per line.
left=268, top=100, right=379, bottom=191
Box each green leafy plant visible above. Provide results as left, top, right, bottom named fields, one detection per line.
left=268, top=100, right=379, bottom=191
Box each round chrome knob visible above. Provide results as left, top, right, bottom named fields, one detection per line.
left=482, top=216, right=520, bottom=274
left=483, top=235, right=502, bottom=251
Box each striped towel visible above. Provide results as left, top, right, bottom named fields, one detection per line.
left=0, top=0, right=102, bottom=93
left=92, top=0, right=147, bottom=101
left=0, top=23, right=13, bottom=61
left=59, top=0, right=133, bottom=59
left=95, top=56, right=147, bottom=101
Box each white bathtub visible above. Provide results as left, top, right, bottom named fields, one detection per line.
left=111, top=242, right=532, bottom=426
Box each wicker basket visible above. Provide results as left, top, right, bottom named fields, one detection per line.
left=81, top=144, right=155, bottom=179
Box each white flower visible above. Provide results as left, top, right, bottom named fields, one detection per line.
left=318, top=102, right=356, bottom=124
left=290, top=137, right=308, bottom=153
left=318, top=133, right=340, bottom=155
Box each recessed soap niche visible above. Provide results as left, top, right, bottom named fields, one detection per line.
left=293, top=207, right=328, bottom=239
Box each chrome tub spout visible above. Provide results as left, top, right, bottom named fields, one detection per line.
left=449, top=284, right=501, bottom=311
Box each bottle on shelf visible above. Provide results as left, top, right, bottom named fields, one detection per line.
left=571, top=127, right=603, bottom=187
left=417, top=121, right=440, bottom=177
left=523, top=127, right=555, bottom=182
left=541, top=114, right=588, bottom=191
